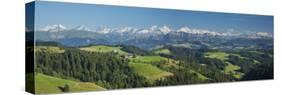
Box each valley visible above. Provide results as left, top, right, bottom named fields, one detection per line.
left=31, top=42, right=273, bottom=93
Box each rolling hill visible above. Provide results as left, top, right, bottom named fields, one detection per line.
left=35, top=73, right=105, bottom=94
left=128, top=62, right=173, bottom=82
left=79, top=45, right=129, bottom=55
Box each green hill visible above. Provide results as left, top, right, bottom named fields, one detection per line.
left=204, top=51, right=243, bottom=79
left=35, top=46, right=65, bottom=53
left=35, top=73, right=105, bottom=94
left=79, top=45, right=129, bottom=55
left=204, top=51, right=230, bottom=61
left=153, top=49, right=171, bottom=55
left=128, top=55, right=181, bottom=82
left=131, top=55, right=177, bottom=63
left=128, top=62, right=173, bottom=82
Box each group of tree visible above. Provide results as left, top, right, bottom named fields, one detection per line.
left=36, top=48, right=150, bottom=89
left=34, top=43, right=274, bottom=89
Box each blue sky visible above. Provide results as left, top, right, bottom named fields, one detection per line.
left=33, top=1, right=273, bottom=33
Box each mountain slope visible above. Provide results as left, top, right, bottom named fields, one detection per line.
left=35, top=73, right=105, bottom=94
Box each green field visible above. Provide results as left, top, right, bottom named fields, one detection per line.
left=154, top=49, right=171, bottom=55
left=79, top=45, right=129, bottom=55
left=36, top=46, right=65, bottom=53
left=224, top=62, right=240, bottom=73
left=204, top=51, right=230, bottom=61
left=128, top=62, right=173, bottom=81
left=204, top=52, right=244, bottom=79
left=189, top=70, right=208, bottom=80
left=231, top=53, right=247, bottom=59
left=131, top=56, right=177, bottom=63
left=128, top=55, right=209, bottom=81
left=223, top=62, right=244, bottom=79
left=35, top=73, right=105, bottom=94
left=130, top=55, right=179, bottom=68
left=128, top=55, right=181, bottom=82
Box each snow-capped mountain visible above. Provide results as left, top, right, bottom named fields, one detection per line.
left=177, top=26, right=191, bottom=33
left=36, top=24, right=273, bottom=50
left=95, top=27, right=112, bottom=34
left=243, top=32, right=273, bottom=39
left=40, top=24, right=67, bottom=32
left=38, top=24, right=273, bottom=39
left=115, top=25, right=172, bottom=35
left=146, top=25, right=172, bottom=34
left=116, top=27, right=137, bottom=33
left=73, top=25, right=92, bottom=31
left=176, top=26, right=232, bottom=36
left=159, top=25, right=172, bottom=34
left=255, top=32, right=273, bottom=38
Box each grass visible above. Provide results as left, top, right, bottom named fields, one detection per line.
left=128, top=62, right=173, bottom=81
left=231, top=53, right=247, bottom=59
left=36, top=46, right=65, bottom=53
left=35, top=73, right=105, bottom=94
left=79, top=45, right=129, bottom=55
left=189, top=70, right=208, bottom=80
left=130, top=55, right=179, bottom=68
left=131, top=56, right=176, bottom=63
left=224, top=62, right=240, bottom=74
left=224, top=62, right=243, bottom=79
left=204, top=51, right=230, bottom=61
left=154, top=49, right=171, bottom=55
left=128, top=55, right=180, bottom=82
left=204, top=51, right=244, bottom=79
left=130, top=55, right=208, bottom=80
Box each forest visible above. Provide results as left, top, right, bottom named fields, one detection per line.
left=31, top=42, right=273, bottom=93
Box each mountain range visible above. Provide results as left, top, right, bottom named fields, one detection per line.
left=35, top=24, right=273, bottom=50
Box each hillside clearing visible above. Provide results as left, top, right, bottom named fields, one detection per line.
left=79, top=45, right=129, bottom=55
left=204, top=51, right=230, bottom=61
left=204, top=51, right=244, bottom=79
left=189, top=70, right=208, bottom=80
left=128, top=62, right=173, bottom=82
left=154, top=49, right=171, bottom=55
left=224, top=62, right=243, bottom=79
left=131, top=56, right=178, bottom=63
left=36, top=46, right=65, bottom=53
left=35, top=73, right=105, bottom=94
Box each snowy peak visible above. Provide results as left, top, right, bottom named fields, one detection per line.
left=40, top=24, right=67, bottom=32
left=159, top=25, right=172, bottom=34
left=245, top=32, right=273, bottom=39
left=73, top=25, right=92, bottom=31
left=96, top=27, right=112, bottom=34
left=177, top=26, right=191, bottom=33
left=118, top=27, right=136, bottom=33
left=256, top=32, right=273, bottom=38
left=135, top=25, right=172, bottom=34
left=37, top=24, right=273, bottom=39
left=177, top=26, right=231, bottom=36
